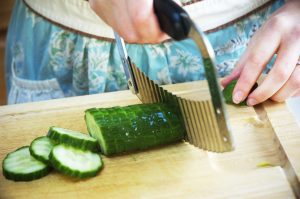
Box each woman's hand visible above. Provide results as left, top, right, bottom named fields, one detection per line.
left=89, top=0, right=169, bottom=43
left=222, top=0, right=300, bottom=106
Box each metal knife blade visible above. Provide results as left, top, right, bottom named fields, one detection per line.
left=113, top=0, right=234, bottom=152
left=114, top=32, right=139, bottom=96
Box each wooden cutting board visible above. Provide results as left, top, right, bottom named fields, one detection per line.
left=0, top=81, right=299, bottom=199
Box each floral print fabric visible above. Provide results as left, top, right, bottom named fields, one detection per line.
left=5, top=0, right=284, bottom=104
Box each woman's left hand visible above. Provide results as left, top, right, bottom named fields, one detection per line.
left=221, top=0, right=300, bottom=106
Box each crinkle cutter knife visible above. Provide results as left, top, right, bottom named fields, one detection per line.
left=114, top=0, right=234, bottom=152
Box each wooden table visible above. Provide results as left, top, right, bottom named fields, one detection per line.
left=0, top=81, right=299, bottom=198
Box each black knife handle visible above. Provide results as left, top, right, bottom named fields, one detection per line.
left=153, top=0, right=191, bottom=40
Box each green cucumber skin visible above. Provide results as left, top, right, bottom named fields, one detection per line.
left=49, top=145, right=103, bottom=179
left=2, top=146, right=51, bottom=182
left=85, top=103, right=185, bottom=156
left=29, top=136, right=56, bottom=164
left=222, top=80, right=258, bottom=106
left=47, top=127, right=98, bottom=152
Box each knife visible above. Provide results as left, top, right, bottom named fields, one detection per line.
left=114, top=0, right=234, bottom=152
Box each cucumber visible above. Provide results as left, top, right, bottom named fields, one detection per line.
left=29, top=136, right=56, bottom=164
left=2, top=146, right=51, bottom=181
left=48, top=127, right=98, bottom=151
left=49, top=144, right=103, bottom=178
left=85, top=103, right=185, bottom=156
left=222, top=79, right=258, bottom=106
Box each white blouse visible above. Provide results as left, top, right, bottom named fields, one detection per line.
left=24, top=0, right=272, bottom=39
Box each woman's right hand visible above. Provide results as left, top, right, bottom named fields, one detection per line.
left=89, top=0, right=169, bottom=43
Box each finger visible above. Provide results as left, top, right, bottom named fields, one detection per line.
left=231, top=27, right=281, bottom=104
left=247, top=39, right=300, bottom=106
left=293, top=89, right=300, bottom=97
left=271, top=64, right=300, bottom=102
left=90, top=0, right=139, bottom=42
left=127, top=0, right=168, bottom=43
left=222, top=21, right=282, bottom=88
left=113, top=15, right=140, bottom=43
left=221, top=61, right=243, bottom=87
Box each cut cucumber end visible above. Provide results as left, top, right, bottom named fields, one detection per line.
left=85, top=112, right=108, bottom=155
left=85, top=103, right=185, bottom=156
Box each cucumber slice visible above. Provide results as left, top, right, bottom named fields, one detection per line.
left=49, top=144, right=103, bottom=178
left=85, top=103, right=185, bottom=156
left=29, top=136, right=56, bottom=164
left=2, top=146, right=51, bottom=181
left=48, top=127, right=98, bottom=151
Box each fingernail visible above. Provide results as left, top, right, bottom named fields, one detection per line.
left=233, top=91, right=244, bottom=104
left=247, top=98, right=257, bottom=106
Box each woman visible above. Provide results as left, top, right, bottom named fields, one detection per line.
left=5, top=0, right=300, bottom=106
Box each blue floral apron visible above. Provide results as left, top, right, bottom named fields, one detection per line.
left=5, top=0, right=285, bottom=104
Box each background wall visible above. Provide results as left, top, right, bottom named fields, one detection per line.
left=0, top=1, right=298, bottom=126
left=0, top=0, right=15, bottom=105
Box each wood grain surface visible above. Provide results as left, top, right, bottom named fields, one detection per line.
left=0, top=81, right=299, bottom=199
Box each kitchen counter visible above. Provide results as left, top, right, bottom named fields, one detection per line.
left=0, top=80, right=299, bottom=198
